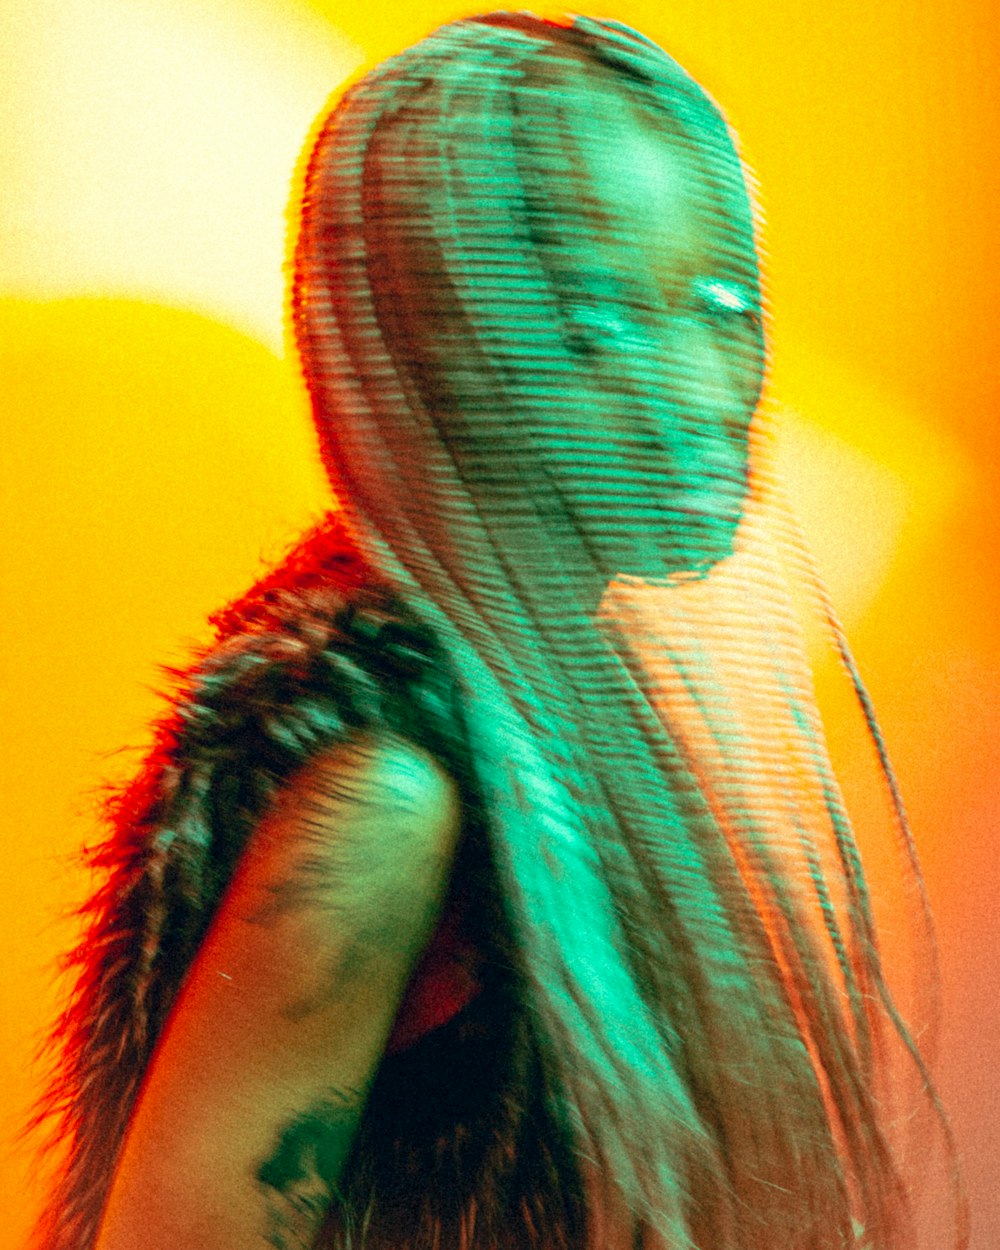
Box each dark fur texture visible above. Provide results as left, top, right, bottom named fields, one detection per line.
left=25, top=511, right=588, bottom=1250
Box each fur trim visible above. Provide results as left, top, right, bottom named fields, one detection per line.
left=25, top=513, right=584, bottom=1250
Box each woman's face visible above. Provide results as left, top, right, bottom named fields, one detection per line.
left=528, top=84, right=766, bottom=581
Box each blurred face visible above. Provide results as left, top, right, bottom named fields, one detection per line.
left=528, top=83, right=766, bottom=581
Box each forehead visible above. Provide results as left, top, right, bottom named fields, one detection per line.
left=524, top=71, right=758, bottom=285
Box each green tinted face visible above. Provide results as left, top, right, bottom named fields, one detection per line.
left=527, top=85, right=766, bottom=576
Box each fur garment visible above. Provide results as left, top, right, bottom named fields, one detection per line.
left=27, top=512, right=591, bottom=1250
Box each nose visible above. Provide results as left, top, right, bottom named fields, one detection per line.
left=666, top=315, right=759, bottom=448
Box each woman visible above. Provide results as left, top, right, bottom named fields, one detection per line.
left=27, top=10, right=963, bottom=1250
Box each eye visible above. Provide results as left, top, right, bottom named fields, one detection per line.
left=563, top=303, right=659, bottom=357
left=692, top=277, right=761, bottom=330
left=561, top=279, right=659, bottom=356
left=565, top=300, right=637, bottom=336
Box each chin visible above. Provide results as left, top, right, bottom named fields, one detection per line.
left=664, top=511, right=741, bottom=566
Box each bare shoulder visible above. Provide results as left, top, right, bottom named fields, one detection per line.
left=269, top=730, right=463, bottom=846
left=238, top=730, right=465, bottom=921
left=290, top=729, right=461, bottom=814
left=93, top=732, right=465, bottom=1250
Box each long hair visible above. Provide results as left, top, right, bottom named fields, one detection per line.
left=23, top=11, right=966, bottom=1250
left=290, top=11, right=965, bottom=1250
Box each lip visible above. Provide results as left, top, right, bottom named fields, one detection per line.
left=664, top=485, right=745, bottom=516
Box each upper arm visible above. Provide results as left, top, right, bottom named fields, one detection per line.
left=95, top=730, right=463, bottom=1249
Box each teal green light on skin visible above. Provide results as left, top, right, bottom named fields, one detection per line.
left=511, top=74, right=765, bottom=596
left=283, top=14, right=961, bottom=1248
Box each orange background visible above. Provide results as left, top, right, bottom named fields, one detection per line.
left=2, top=1, right=997, bottom=1246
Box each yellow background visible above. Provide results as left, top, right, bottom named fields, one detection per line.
left=2, top=1, right=997, bottom=1245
